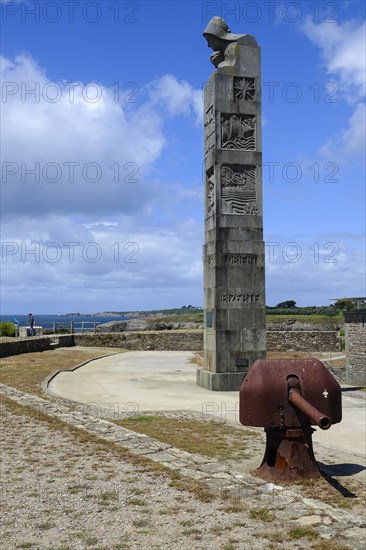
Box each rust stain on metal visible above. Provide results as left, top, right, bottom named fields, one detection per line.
left=239, top=358, right=342, bottom=483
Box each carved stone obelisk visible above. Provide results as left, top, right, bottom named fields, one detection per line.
left=197, top=17, right=266, bottom=391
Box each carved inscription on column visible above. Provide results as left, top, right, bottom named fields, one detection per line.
left=233, top=77, right=256, bottom=101
left=220, top=114, right=255, bottom=150
left=224, top=254, right=258, bottom=266
left=204, top=105, right=215, bottom=155
left=220, top=292, right=261, bottom=304
left=220, top=165, right=258, bottom=215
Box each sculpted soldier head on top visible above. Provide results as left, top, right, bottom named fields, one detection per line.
left=203, top=16, right=257, bottom=68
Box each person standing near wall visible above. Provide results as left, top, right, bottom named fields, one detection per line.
left=28, top=313, right=35, bottom=336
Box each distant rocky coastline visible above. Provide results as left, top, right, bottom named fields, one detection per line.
left=96, top=317, right=338, bottom=333
left=96, top=319, right=203, bottom=332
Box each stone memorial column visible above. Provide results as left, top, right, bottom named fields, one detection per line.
left=197, top=17, right=266, bottom=391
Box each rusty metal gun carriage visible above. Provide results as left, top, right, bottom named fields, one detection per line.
left=239, top=359, right=342, bottom=482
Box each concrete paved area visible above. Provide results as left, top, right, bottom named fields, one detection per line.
left=48, top=351, right=366, bottom=458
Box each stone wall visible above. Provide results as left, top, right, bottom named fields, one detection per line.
left=73, top=331, right=203, bottom=351
left=267, top=330, right=341, bottom=353
left=345, top=310, right=366, bottom=386
left=77, top=330, right=338, bottom=353
left=0, top=335, right=74, bottom=358
left=0, top=329, right=341, bottom=358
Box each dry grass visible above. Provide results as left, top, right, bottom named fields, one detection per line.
left=312, top=541, right=351, bottom=550
left=0, top=349, right=122, bottom=397
left=291, top=476, right=365, bottom=514
left=115, top=414, right=259, bottom=462
left=249, top=508, right=276, bottom=522
left=0, top=394, right=215, bottom=504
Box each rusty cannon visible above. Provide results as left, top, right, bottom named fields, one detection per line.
left=239, top=359, right=342, bottom=482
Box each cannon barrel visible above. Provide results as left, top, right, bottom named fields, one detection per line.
left=288, top=388, right=332, bottom=430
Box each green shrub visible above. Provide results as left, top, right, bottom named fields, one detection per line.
left=266, top=307, right=339, bottom=316
left=43, top=327, right=70, bottom=335
left=0, top=322, right=16, bottom=337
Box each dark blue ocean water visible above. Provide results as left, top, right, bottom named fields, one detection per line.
left=0, top=314, right=131, bottom=332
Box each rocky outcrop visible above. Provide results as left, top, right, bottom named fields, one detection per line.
left=96, top=320, right=203, bottom=332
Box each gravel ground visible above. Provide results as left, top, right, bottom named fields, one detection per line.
left=1, top=402, right=327, bottom=550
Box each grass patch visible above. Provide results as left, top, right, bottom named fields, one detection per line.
left=190, top=352, right=204, bottom=367
left=0, top=395, right=216, bottom=505
left=291, top=477, right=362, bottom=512
left=0, top=349, right=120, bottom=397
left=145, top=312, right=203, bottom=323
left=98, top=491, right=119, bottom=504
left=222, top=501, right=246, bottom=513
left=132, top=519, right=149, bottom=529
left=312, top=541, right=351, bottom=550
left=266, top=314, right=343, bottom=327
left=158, top=508, right=178, bottom=515
left=127, top=498, right=146, bottom=506
left=36, top=522, right=55, bottom=530
left=288, top=526, right=318, bottom=540
left=85, top=538, right=99, bottom=546
left=115, top=415, right=259, bottom=462
left=249, top=508, right=275, bottom=522
left=262, top=532, right=284, bottom=543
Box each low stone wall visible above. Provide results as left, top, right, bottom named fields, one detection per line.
left=345, top=310, right=366, bottom=386
left=73, top=331, right=203, bottom=351
left=74, top=330, right=340, bottom=352
left=0, top=329, right=341, bottom=358
left=0, top=335, right=74, bottom=358
left=267, top=330, right=341, bottom=353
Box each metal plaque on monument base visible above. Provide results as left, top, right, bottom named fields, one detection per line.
left=197, top=17, right=266, bottom=392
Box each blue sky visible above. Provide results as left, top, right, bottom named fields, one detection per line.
left=1, top=0, right=365, bottom=313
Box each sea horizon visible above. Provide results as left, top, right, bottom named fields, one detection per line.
left=0, top=313, right=132, bottom=329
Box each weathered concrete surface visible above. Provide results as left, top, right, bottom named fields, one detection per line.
left=48, top=351, right=366, bottom=457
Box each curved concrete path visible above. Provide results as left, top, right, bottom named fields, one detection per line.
left=48, top=351, right=366, bottom=458
left=48, top=351, right=240, bottom=417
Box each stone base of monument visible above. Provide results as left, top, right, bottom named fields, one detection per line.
left=196, top=369, right=247, bottom=391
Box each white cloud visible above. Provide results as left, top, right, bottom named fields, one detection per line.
left=320, top=101, right=366, bottom=159
left=302, top=18, right=365, bottom=162
left=1, top=54, right=168, bottom=218
left=148, top=74, right=203, bottom=124
left=0, top=53, right=206, bottom=312
left=1, top=55, right=205, bottom=220
left=339, top=102, right=366, bottom=155
left=303, top=18, right=366, bottom=101
left=1, top=214, right=204, bottom=312
left=264, top=234, right=365, bottom=306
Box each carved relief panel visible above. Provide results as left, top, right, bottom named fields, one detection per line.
left=220, top=114, right=256, bottom=150
left=206, top=166, right=215, bottom=216
left=204, top=105, right=215, bottom=156
left=233, top=77, right=256, bottom=101
left=220, top=164, right=258, bottom=215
